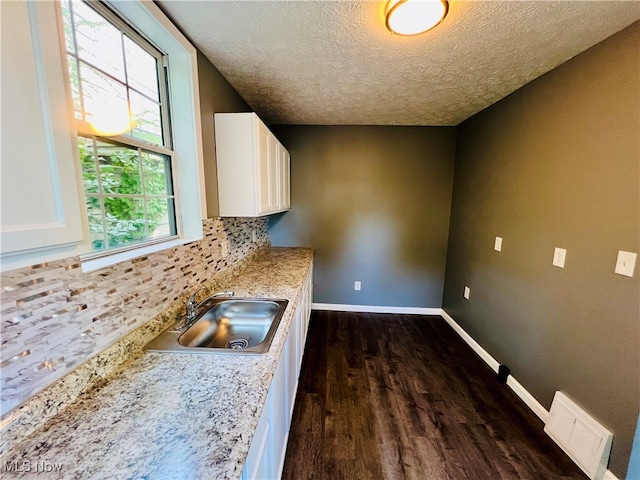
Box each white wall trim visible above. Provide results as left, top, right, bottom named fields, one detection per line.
left=435, top=310, right=620, bottom=480
left=602, top=469, right=619, bottom=480
left=440, top=309, right=501, bottom=373
left=440, top=309, right=549, bottom=424
left=506, top=375, right=549, bottom=423
left=312, top=303, right=441, bottom=316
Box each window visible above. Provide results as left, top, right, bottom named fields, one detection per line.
left=62, top=0, right=178, bottom=253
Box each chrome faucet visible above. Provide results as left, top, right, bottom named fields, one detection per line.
left=174, top=289, right=235, bottom=330
left=185, top=288, right=206, bottom=323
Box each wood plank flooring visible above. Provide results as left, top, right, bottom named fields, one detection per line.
left=281, top=311, right=586, bottom=480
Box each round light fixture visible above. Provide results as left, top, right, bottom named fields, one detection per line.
left=385, top=0, right=449, bottom=36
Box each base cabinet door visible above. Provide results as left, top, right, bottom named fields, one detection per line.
left=302, top=268, right=313, bottom=341
left=269, top=340, right=289, bottom=478
left=241, top=407, right=271, bottom=480
left=287, top=308, right=300, bottom=429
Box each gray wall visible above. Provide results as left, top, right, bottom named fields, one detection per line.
left=443, top=23, right=639, bottom=477
left=269, top=126, right=456, bottom=308
left=197, top=52, right=251, bottom=217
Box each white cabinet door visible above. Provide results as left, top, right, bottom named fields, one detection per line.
left=277, top=143, right=291, bottom=211
left=302, top=267, right=313, bottom=341
left=270, top=339, right=289, bottom=478
left=267, top=134, right=279, bottom=213
left=284, top=148, right=291, bottom=210
left=1, top=1, right=88, bottom=270
left=256, top=119, right=271, bottom=215
left=287, top=306, right=300, bottom=427
left=215, top=112, right=290, bottom=217
left=241, top=405, right=271, bottom=480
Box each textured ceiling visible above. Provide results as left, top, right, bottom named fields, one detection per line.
left=158, top=1, right=640, bottom=126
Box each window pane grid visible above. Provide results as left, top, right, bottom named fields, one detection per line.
left=69, top=55, right=165, bottom=145
left=62, top=1, right=178, bottom=255
left=82, top=193, right=176, bottom=200
left=93, top=138, right=110, bottom=252
left=64, top=0, right=86, bottom=120
left=63, top=0, right=168, bottom=148
left=80, top=136, right=176, bottom=251
left=68, top=54, right=163, bottom=109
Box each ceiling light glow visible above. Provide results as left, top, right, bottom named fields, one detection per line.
left=385, top=0, right=449, bottom=36
left=86, top=96, right=132, bottom=137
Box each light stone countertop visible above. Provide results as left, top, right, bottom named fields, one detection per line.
left=1, top=247, right=313, bottom=480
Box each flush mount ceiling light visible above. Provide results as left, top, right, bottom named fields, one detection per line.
left=385, top=0, right=449, bottom=36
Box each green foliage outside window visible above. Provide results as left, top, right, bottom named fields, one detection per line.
left=79, top=138, right=173, bottom=251
left=62, top=1, right=176, bottom=253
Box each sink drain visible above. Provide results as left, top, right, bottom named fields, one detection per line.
left=225, top=338, right=249, bottom=350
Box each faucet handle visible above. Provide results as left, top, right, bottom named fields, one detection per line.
left=212, top=290, right=234, bottom=298
left=175, top=288, right=232, bottom=331
left=188, top=287, right=207, bottom=305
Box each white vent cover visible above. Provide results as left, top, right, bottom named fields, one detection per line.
left=544, top=391, right=613, bottom=480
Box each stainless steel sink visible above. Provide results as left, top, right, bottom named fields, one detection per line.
left=145, top=298, right=289, bottom=355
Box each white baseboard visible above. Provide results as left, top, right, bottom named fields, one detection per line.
left=439, top=310, right=623, bottom=480
left=440, top=310, right=500, bottom=373
left=440, top=309, right=549, bottom=423
left=506, top=375, right=549, bottom=423
left=311, top=303, right=441, bottom=316
left=602, top=469, right=619, bottom=480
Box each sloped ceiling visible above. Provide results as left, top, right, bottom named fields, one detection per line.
left=158, top=1, right=640, bottom=126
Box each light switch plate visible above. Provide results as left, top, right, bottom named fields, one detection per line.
left=615, top=251, right=637, bottom=277
left=553, top=248, right=567, bottom=268
left=463, top=286, right=470, bottom=299
left=354, top=281, right=361, bottom=291
left=494, top=236, right=503, bottom=252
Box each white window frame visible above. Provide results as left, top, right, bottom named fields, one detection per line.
left=77, top=0, right=206, bottom=272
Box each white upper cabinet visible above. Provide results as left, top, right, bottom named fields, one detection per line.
left=278, top=143, right=291, bottom=210
left=215, top=113, right=290, bottom=217
left=0, top=1, right=89, bottom=271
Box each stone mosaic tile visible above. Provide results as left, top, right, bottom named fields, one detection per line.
left=0, top=217, right=268, bottom=418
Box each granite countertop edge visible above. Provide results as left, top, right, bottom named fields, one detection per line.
left=1, top=247, right=314, bottom=480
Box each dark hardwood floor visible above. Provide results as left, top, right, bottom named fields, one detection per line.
left=281, top=311, right=586, bottom=480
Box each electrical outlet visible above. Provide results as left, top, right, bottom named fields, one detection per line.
left=354, top=281, right=361, bottom=291
left=221, top=242, right=229, bottom=258
left=552, top=248, right=566, bottom=268
left=494, top=236, right=503, bottom=252
left=463, top=286, right=470, bottom=299
left=252, top=229, right=257, bottom=242
left=615, top=250, right=637, bottom=277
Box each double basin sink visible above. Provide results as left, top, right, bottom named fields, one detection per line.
left=146, top=297, right=289, bottom=355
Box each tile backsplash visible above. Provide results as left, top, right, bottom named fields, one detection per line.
left=0, top=217, right=269, bottom=416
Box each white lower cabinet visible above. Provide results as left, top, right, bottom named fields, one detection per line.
left=241, top=405, right=271, bottom=480
left=270, top=342, right=289, bottom=477
left=286, top=308, right=300, bottom=426
left=241, top=266, right=313, bottom=480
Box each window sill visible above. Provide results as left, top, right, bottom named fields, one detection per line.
left=80, top=235, right=200, bottom=273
